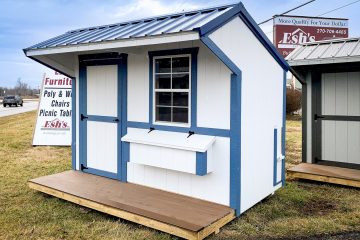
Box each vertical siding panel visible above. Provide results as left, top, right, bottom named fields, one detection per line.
left=335, top=73, right=348, bottom=163
left=347, top=72, right=360, bottom=164
left=322, top=73, right=336, bottom=160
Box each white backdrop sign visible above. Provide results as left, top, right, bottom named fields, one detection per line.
left=33, top=72, right=72, bottom=146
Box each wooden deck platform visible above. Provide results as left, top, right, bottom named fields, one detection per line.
left=288, top=163, right=360, bottom=188
left=28, top=170, right=235, bottom=240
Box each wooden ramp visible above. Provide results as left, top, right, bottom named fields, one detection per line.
left=28, top=170, right=235, bottom=240
left=288, top=163, right=360, bottom=188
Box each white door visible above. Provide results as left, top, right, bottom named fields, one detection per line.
left=319, top=72, right=360, bottom=168
left=80, top=65, right=120, bottom=178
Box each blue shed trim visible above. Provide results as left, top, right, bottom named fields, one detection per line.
left=198, top=3, right=244, bottom=37
left=198, top=3, right=289, bottom=72
left=200, top=34, right=242, bottom=216
left=86, top=115, right=118, bottom=123
left=237, top=8, right=289, bottom=71
left=119, top=54, right=129, bottom=182
left=148, top=48, right=199, bottom=129
left=230, top=73, right=241, bottom=216
left=273, top=128, right=282, bottom=186
left=201, top=37, right=241, bottom=75
left=196, top=152, right=207, bottom=176
left=79, top=65, right=87, bottom=169
left=71, top=77, right=76, bottom=170
left=282, top=71, right=287, bottom=186
left=127, top=121, right=230, bottom=138
left=84, top=167, right=118, bottom=180
left=78, top=53, right=128, bottom=181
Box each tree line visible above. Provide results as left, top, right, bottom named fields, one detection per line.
left=0, top=78, right=39, bottom=98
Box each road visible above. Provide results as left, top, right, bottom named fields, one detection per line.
left=0, top=101, right=39, bottom=118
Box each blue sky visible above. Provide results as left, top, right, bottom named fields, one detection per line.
left=1, top=0, right=359, bottom=88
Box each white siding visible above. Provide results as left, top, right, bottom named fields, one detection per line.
left=87, top=65, right=118, bottom=117
left=127, top=131, right=230, bottom=205
left=209, top=17, right=285, bottom=213
left=87, top=121, right=118, bottom=173
left=197, top=46, right=231, bottom=129
left=127, top=42, right=230, bottom=129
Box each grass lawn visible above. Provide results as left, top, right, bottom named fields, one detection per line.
left=0, top=111, right=359, bottom=239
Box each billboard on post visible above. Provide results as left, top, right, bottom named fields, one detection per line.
left=273, top=15, right=348, bottom=58
left=32, top=71, right=72, bottom=146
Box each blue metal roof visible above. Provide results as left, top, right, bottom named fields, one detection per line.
left=25, top=4, right=235, bottom=51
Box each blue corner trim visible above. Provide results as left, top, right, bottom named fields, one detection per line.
left=273, top=128, right=282, bottom=186
left=71, top=77, right=76, bottom=170
left=282, top=71, right=286, bottom=186
left=120, top=54, right=129, bottom=182
left=127, top=121, right=230, bottom=138
left=196, top=152, right=207, bottom=176
left=148, top=48, right=199, bottom=128
left=83, top=167, right=118, bottom=180
left=230, top=73, right=241, bottom=217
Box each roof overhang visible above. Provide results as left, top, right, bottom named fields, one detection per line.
left=288, top=56, right=360, bottom=67
left=25, top=31, right=199, bottom=57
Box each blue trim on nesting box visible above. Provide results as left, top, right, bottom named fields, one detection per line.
left=196, top=152, right=207, bottom=176
left=71, top=77, right=76, bottom=170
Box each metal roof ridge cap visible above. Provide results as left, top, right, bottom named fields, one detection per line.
left=300, top=37, right=360, bottom=46
left=66, top=3, right=237, bottom=34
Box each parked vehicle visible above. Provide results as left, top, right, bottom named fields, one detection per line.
left=3, top=95, right=23, bottom=107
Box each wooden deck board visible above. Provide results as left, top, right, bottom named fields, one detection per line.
left=28, top=170, right=235, bottom=239
left=288, top=163, right=360, bottom=188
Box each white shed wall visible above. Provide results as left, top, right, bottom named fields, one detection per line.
left=126, top=41, right=231, bottom=129
left=127, top=129, right=230, bottom=205
left=209, top=17, right=285, bottom=213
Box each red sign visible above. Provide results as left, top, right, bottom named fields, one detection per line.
left=274, top=15, right=348, bottom=58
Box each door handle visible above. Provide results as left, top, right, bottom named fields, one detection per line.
left=113, top=118, right=119, bottom=122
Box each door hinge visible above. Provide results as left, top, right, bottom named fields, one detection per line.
left=81, top=114, right=88, bottom=121
left=113, top=118, right=119, bottom=122
left=80, top=164, right=88, bottom=171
